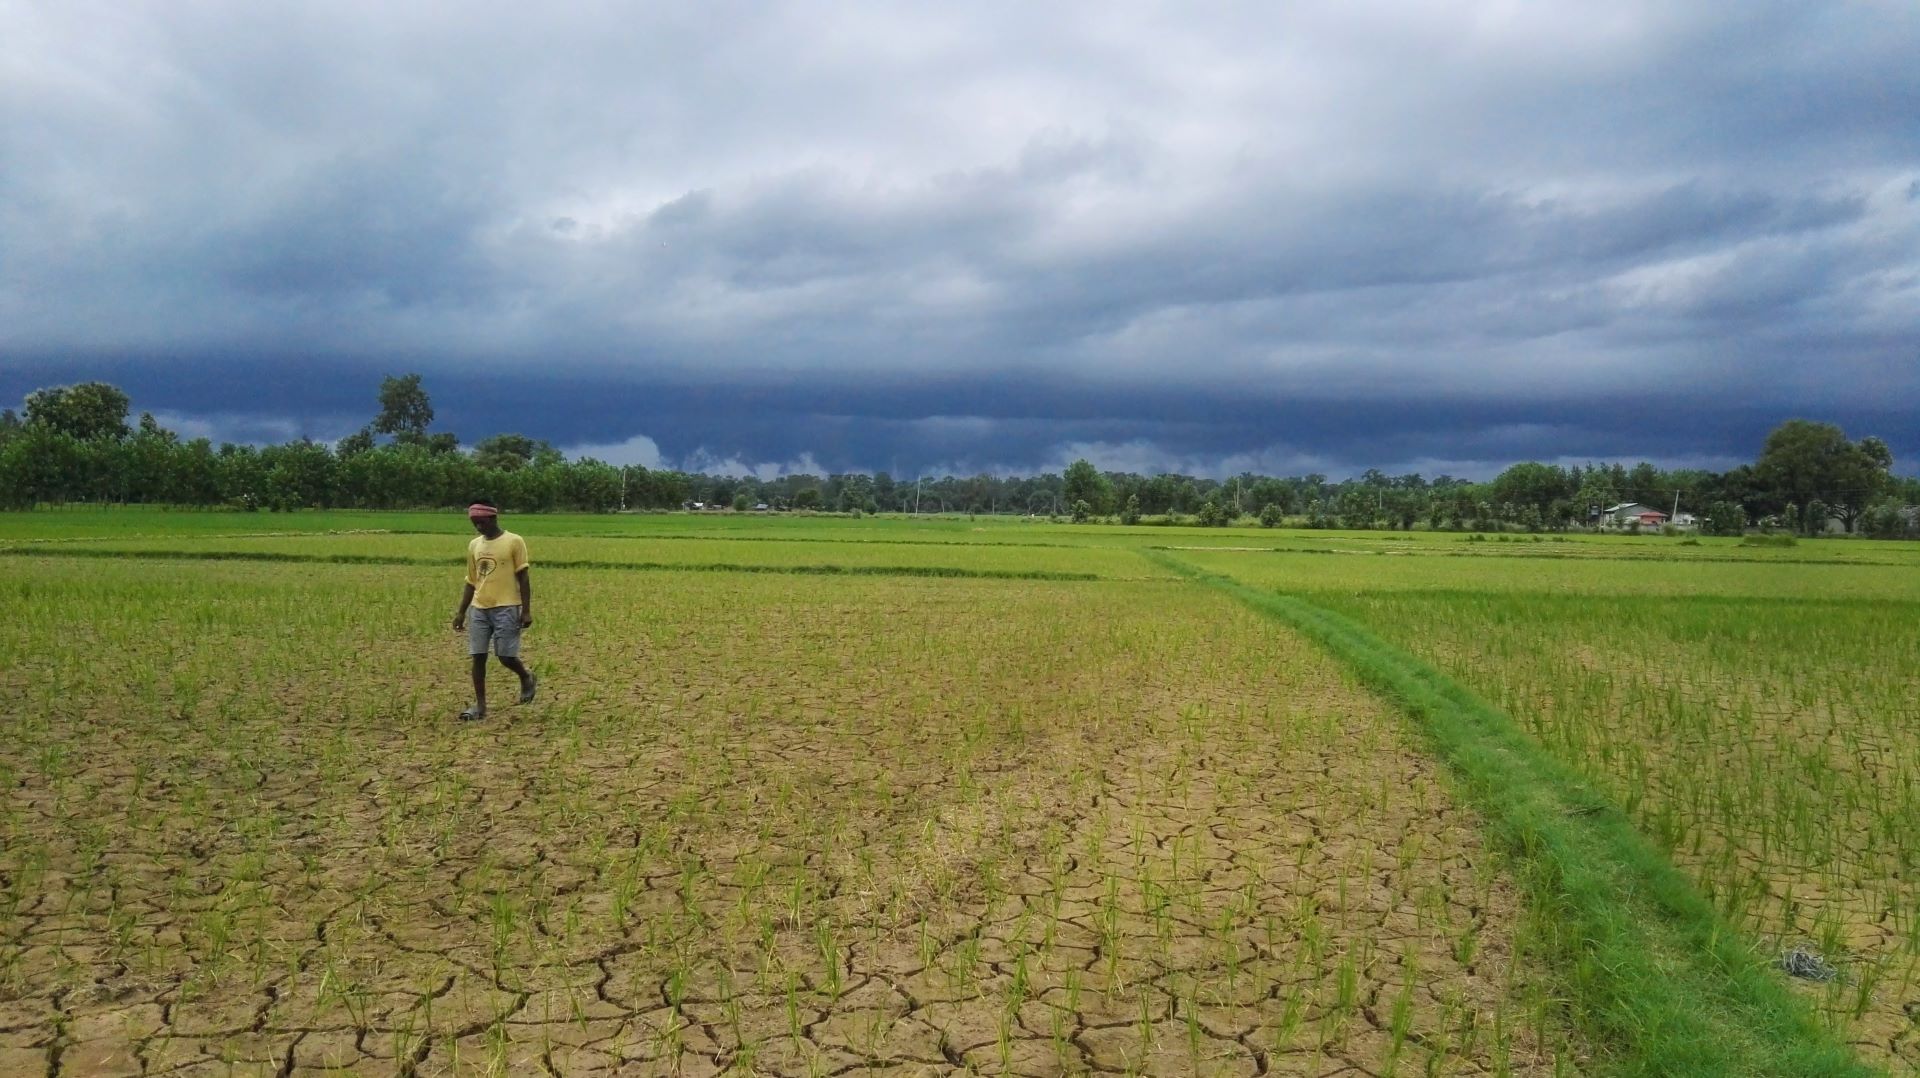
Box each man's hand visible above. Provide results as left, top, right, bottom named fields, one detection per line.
left=519, top=607, right=533, bottom=629
left=452, top=612, right=466, bottom=631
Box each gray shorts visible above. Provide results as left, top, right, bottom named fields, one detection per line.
left=467, top=605, right=523, bottom=658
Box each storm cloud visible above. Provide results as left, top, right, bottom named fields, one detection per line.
left=4, top=1, right=1916, bottom=477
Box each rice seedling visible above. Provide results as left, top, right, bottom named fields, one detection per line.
left=0, top=528, right=1582, bottom=1074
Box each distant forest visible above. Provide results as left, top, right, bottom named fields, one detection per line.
left=4, top=376, right=1916, bottom=537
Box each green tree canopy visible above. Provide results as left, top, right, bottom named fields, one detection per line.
left=1754, top=419, right=1894, bottom=533
left=373, top=373, right=434, bottom=438
left=336, top=427, right=376, bottom=457
left=1490, top=461, right=1572, bottom=521
left=1062, top=458, right=1112, bottom=514
left=23, top=382, right=131, bottom=441
left=473, top=433, right=552, bottom=472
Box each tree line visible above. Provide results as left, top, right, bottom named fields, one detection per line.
left=2, top=376, right=1915, bottom=537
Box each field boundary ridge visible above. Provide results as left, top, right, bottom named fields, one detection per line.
left=1143, top=543, right=1916, bottom=570
left=0, top=545, right=1101, bottom=582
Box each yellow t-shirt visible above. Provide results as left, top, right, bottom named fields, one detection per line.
left=466, top=530, right=529, bottom=609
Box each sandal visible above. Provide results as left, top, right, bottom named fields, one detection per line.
left=458, top=707, right=487, bottom=722
left=519, top=675, right=538, bottom=705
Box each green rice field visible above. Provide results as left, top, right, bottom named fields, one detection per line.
left=3, top=507, right=1916, bottom=1075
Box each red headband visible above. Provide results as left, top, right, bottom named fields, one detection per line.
left=467, top=504, right=497, bottom=520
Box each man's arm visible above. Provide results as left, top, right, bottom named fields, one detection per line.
left=516, top=568, right=532, bottom=628
left=453, top=582, right=475, bottom=630
left=455, top=544, right=481, bottom=629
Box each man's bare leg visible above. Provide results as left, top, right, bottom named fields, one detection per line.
left=499, top=655, right=536, bottom=703
left=463, top=654, right=489, bottom=720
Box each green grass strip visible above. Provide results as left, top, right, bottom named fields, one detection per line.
left=1148, top=551, right=1872, bottom=1077
left=1143, top=543, right=1917, bottom=569
left=0, top=546, right=1099, bottom=582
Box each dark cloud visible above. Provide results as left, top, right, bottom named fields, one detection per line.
left=3, top=2, right=1916, bottom=477
left=6, top=354, right=1913, bottom=482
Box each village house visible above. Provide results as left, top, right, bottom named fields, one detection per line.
left=1600, top=502, right=1671, bottom=529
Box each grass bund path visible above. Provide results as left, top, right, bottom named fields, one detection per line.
left=0, top=545, right=1110, bottom=583
left=4, top=506, right=1913, bottom=1075
left=1150, top=552, right=1873, bottom=1076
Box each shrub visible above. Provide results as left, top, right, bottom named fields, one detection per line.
left=1703, top=502, right=1747, bottom=537
left=1861, top=502, right=1916, bottom=540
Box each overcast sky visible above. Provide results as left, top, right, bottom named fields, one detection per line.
left=4, top=2, right=1916, bottom=479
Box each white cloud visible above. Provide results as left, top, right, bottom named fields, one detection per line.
left=561, top=433, right=663, bottom=469
left=677, top=449, right=829, bottom=481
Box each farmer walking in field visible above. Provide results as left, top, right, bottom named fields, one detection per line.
left=452, top=502, right=536, bottom=721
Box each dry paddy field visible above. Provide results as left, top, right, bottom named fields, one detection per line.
left=4, top=511, right=1913, bottom=1075
left=1, top=537, right=1571, bottom=1077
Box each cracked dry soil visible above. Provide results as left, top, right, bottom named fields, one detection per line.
left=2, top=560, right=1573, bottom=1075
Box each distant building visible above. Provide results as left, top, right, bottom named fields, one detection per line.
left=1599, top=502, right=1678, bottom=530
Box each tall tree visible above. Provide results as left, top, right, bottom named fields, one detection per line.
left=1573, top=469, right=1618, bottom=524
left=1491, top=461, right=1573, bottom=524
left=1625, top=461, right=1662, bottom=500
left=473, top=433, right=546, bottom=472
left=1754, top=420, right=1893, bottom=533
left=373, top=374, right=434, bottom=439
left=1062, top=458, right=1112, bottom=515
left=23, top=382, right=131, bottom=441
